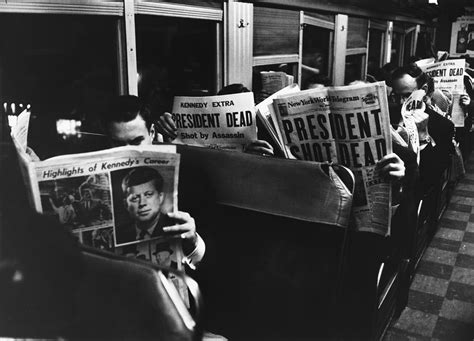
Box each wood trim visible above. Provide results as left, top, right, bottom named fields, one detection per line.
left=215, top=21, right=223, bottom=92
left=298, top=11, right=304, bottom=87
left=369, top=20, right=387, bottom=31
left=333, top=14, right=347, bottom=86
left=0, top=1, right=123, bottom=15
left=384, top=21, right=393, bottom=64
left=346, top=47, right=367, bottom=56
left=252, top=54, right=300, bottom=66
left=135, top=1, right=222, bottom=21
left=303, top=14, right=335, bottom=30
left=124, top=0, right=138, bottom=95
left=248, top=0, right=429, bottom=25
left=116, top=19, right=127, bottom=95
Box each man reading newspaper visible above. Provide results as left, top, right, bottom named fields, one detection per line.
left=101, top=95, right=205, bottom=267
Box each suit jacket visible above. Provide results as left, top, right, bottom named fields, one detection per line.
left=115, top=213, right=174, bottom=245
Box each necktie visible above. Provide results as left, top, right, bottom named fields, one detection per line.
left=139, top=229, right=148, bottom=240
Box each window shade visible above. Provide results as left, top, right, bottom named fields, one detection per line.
left=253, top=6, right=299, bottom=56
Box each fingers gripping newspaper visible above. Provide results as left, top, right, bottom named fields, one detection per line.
left=273, top=82, right=392, bottom=236
left=15, top=143, right=190, bottom=305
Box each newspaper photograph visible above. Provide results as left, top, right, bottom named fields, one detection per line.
left=420, top=59, right=466, bottom=126
left=171, top=92, right=257, bottom=151
left=273, top=82, right=392, bottom=235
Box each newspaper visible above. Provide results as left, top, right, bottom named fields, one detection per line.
left=255, top=83, right=300, bottom=157
left=171, top=92, right=257, bottom=151
left=260, top=71, right=295, bottom=97
left=10, top=108, right=31, bottom=152
left=273, top=82, right=392, bottom=236
left=420, top=59, right=466, bottom=127
left=400, top=89, right=427, bottom=164
left=15, top=144, right=189, bottom=304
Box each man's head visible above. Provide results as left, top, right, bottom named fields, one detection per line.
left=153, top=243, right=173, bottom=266
left=390, top=63, right=434, bottom=105
left=101, top=95, right=155, bottom=146
left=121, top=167, right=164, bottom=223
left=82, top=188, right=92, bottom=201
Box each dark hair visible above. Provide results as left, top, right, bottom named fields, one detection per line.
left=153, top=242, right=173, bottom=255
left=217, top=83, right=250, bottom=95
left=121, top=167, right=164, bottom=195
left=391, top=63, right=434, bottom=94
left=302, top=74, right=332, bottom=90
left=101, top=95, right=153, bottom=132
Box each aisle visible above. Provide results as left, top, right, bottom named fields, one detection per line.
left=385, top=159, right=474, bottom=340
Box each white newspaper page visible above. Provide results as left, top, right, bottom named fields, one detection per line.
left=26, top=146, right=189, bottom=302
left=255, top=83, right=300, bottom=157
left=261, top=71, right=290, bottom=96
left=421, top=59, right=466, bottom=127
left=328, top=82, right=392, bottom=236
left=273, top=87, right=337, bottom=163
left=171, top=92, right=257, bottom=151
left=401, top=89, right=426, bottom=164
left=11, top=109, right=31, bottom=152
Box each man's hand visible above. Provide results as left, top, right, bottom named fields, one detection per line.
left=156, top=112, right=177, bottom=142
left=376, top=153, right=405, bottom=181
left=460, top=94, right=471, bottom=108
left=163, top=211, right=197, bottom=244
left=244, top=140, right=274, bottom=156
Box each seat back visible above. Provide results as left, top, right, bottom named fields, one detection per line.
left=66, top=246, right=199, bottom=341
left=177, top=145, right=353, bottom=339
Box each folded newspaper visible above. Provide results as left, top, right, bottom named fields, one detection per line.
left=272, top=82, right=393, bottom=236
left=419, top=59, right=466, bottom=127
left=14, top=142, right=189, bottom=304
left=171, top=92, right=257, bottom=151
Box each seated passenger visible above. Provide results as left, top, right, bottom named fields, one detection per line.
left=100, top=95, right=205, bottom=268
left=390, top=63, right=455, bottom=190
left=156, top=84, right=274, bottom=156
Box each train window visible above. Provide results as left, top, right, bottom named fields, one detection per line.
left=301, top=24, right=333, bottom=89
left=0, top=13, right=119, bottom=158
left=135, top=15, right=217, bottom=118
left=391, top=31, right=403, bottom=66
left=347, top=17, right=369, bottom=49
left=368, top=29, right=384, bottom=80
left=404, top=30, right=415, bottom=63
left=254, top=7, right=300, bottom=56
left=345, top=54, right=365, bottom=84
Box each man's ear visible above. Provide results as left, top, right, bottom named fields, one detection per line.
left=158, top=192, right=164, bottom=206
left=420, top=83, right=429, bottom=94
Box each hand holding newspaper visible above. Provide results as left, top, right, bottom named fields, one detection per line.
left=272, top=82, right=393, bottom=236
left=14, top=143, right=191, bottom=305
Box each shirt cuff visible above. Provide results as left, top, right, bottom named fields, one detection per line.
left=183, top=233, right=205, bottom=269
